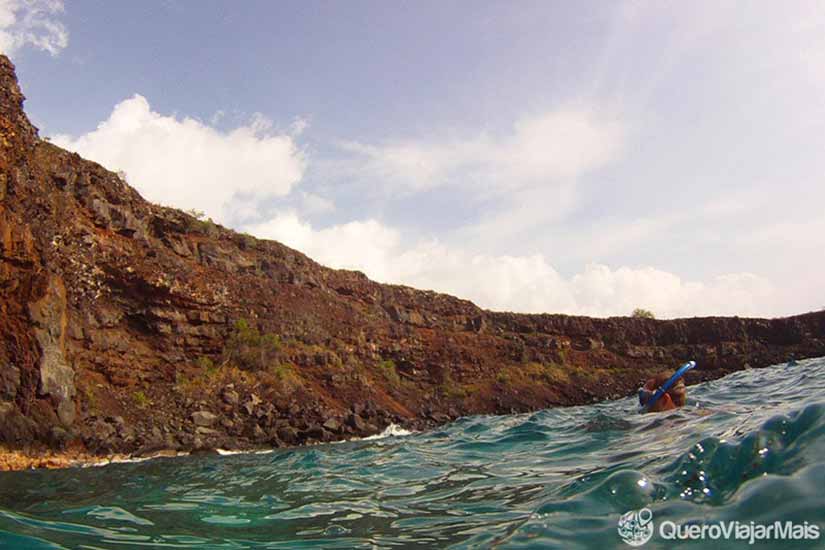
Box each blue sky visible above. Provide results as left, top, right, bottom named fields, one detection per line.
left=3, top=1, right=824, bottom=317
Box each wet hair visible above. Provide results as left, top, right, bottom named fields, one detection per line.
left=645, top=372, right=687, bottom=407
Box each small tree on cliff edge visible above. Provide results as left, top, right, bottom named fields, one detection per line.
left=632, top=308, right=655, bottom=319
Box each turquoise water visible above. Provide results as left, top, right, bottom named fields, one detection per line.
left=1, top=358, right=824, bottom=549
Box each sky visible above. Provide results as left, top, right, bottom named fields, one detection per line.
left=2, top=0, right=824, bottom=319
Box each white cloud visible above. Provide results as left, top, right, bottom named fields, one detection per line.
left=569, top=266, right=775, bottom=318
left=52, top=95, right=306, bottom=225
left=209, top=110, right=225, bottom=126
left=298, top=192, right=335, bottom=215
left=289, top=116, right=309, bottom=137
left=248, top=211, right=401, bottom=281
left=44, top=89, right=786, bottom=319
left=0, top=0, right=68, bottom=56
left=246, top=212, right=777, bottom=318
left=337, top=108, right=622, bottom=196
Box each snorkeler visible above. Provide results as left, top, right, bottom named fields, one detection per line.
left=638, top=361, right=694, bottom=413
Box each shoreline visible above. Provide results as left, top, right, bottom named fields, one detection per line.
left=0, top=446, right=128, bottom=471
left=1, top=356, right=817, bottom=473
left=0, top=423, right=416, bottom=472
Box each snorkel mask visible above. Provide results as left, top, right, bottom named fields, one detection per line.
left=638, top=361, right=696, bottom=412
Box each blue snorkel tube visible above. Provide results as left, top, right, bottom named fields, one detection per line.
left=638, top=361, right=696, bottom=412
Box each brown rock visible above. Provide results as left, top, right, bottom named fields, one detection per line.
left=277, top=425, right=298, bottom=445
left=222, top=389, right=239, bottom=405
left=0, top=364, right=20, bottom=401
left=346, top=413, right=367, bottom=432
left=253, top=424, right=266, bottom=441
left=322, top=418, right=341, bottom=433
left=191, top=411, right=217, bottom=427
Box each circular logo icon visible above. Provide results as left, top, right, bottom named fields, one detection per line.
left=618, top=507, right=654, bottom=546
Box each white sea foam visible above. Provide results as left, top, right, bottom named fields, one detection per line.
left=216, top=448, right=274, bottom=456
left=362, top=423, right=415, bottom=440
left=76, top=424, right=415, bottom=468
left=79, top=451, right=187, bottom=468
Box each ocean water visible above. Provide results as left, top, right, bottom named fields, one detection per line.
left=1, top=358, right=824, bottom=549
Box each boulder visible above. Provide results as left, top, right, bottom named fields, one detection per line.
left=253, top=424, right=266, bottom=441
left=242, top=393, right=261, bottom=416
left=0, top=406, right=38, bottom=443
left=48, top=426, right=71, bottom=448
left=346, top=413, right=367, bottom=432
left=322, top=418, right=341, bottom=433
left=222, top=388, right=239, bottom=405
left=191, top=438, right=219, bottom=455
left=0, top=363, right=20, bottom=401
left=385, top=304, right=426, bottom=326
left=57, top=400, right=76, bottom=426
left=277, top=425, right=299, bottom=445
left=84, top=418, right=117, bottom=452
left=304, top=425, right=325, bottom=441
left=191, top=410, right=217, bottom=427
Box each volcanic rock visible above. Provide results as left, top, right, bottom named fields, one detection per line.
left=192, top=411, right=217, bottom=427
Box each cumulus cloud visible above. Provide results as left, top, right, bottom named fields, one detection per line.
left=248, top=212, right=401, bottom=281
left=337, top=109, right=622, bottom=195
left=298, top=192, right=335, bottom=215
left=289, top=116, right=310, bottom=137
left=44, top=87, right=782, bottom=318
left=246, top=212, right=776, bottom=318
left=568, top=266, right=775, bottom=318
left=52, top=95, right=306, bottom=225
left=0, top=0, right=68, bottom=56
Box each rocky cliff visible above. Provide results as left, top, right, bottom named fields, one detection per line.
left=1, top=55, right=824, bottom=463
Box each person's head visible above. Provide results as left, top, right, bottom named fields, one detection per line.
left=640, top=372, right=687, bottom=413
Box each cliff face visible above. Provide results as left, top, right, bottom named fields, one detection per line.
left=1, top=55, right=824, bottom=458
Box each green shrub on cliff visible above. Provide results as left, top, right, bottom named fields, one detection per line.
left=267, top=363, right=302, bottom=392
left=378, top=359, right=400, bottom=385
left=440, top=369, right=468, bottom=399
left=526, top=362, right=570, bottom=384
left=78, top=384, right=99, bottom=414
left=495, top=362, right=571, bottom=388
left=225, top=319, right=281, bottom=371
left=632, top=308, right=655, bottom=319
left=133, top=390, right=149, bottom=408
